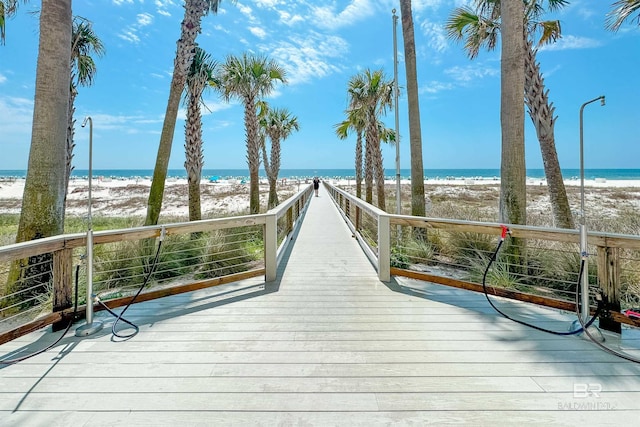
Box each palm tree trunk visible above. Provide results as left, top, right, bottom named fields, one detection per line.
left=146, top=73, right=184, bottom=225
left=373, top=141, right=386, bottom=210
left=245, top=99, right=260, bottom=214
left=268, top=139, right=281, bottom=208
left=185, top=92, right=203, bottom=221
left=145, top=1, right=208, bottom=226
left=355, top=130, right=363, bottom=199
left=267, top=180, right=278, bottom=208
left=399, top=0, right=426, bottom=217
left=368, top=114, right=385, bottom=210
left=500, top=0, right=527, bottom=274
left=6, top=0, right=72, bottom=309
left=524, top=38, right=574, bottom=229
left=65, top=81, right=76, bottom=209
left=499, top=0, right=526, bottom=227
left=364, top=133, right=373, bottom=204
left=261, top=136, right=279, bottom=210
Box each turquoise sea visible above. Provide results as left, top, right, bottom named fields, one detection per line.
left=1, top=168, right=640, bottom=181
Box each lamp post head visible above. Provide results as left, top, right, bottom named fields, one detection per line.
left=600, top=96, right=606, bottom=106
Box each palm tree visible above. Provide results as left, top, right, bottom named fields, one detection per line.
left=347, top=69, right=393, bottom=210
left=259, top=104, right=300, bottom=209
left=66, top=17, right=105, bottom=205
left=334, top=107, right=366, bottom=199
left=606, top=0, right=640, bottom=31
left=399, top=0, right=426, bottom=218
left=447, top=0, right=574, bottom=228
left=218, top=53, right=287, bottom=214
left=184, top=46, right=217, bottom=221
left=0, top=0, right=27, bottom=45
left=7, top=0, right=72, bottom=307
left=500, top=0, right=526, bottom=226
left=145, top=0, right=226, bottom=226
left=346, top=76, right=373, bottom=204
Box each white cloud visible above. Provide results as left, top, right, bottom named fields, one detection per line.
left=262, top=32, right=350, bottom=85
left=381, top=0, right=468, bottom=14
left=0, top=97, right=33, bottom=138
left=118, top=30, right=141, bottom=44
left=237, top=3, right=257, bottom=23
left=445, top=64, right=499, bottom=82
left=0, top=73, right=6, bottom=84
left=277, top=11, right=304, bottom=26
left=118, top=11, right=156, bottom=44
left=155, top=0, right=176, bottom=8
left=249, top=26, right=267, bottom=39
left=213, top=24, right=231, bottom=34
left=539, top=35, right=603, bottom=51
left=420, top=20, right=449, bottom=53
left=419, top=80, right=455, bottom=94
left=311, top=0, right=376, bottom=30
left=137, top=13, right=154, bottom=27
left=177, top=100, right=232, bottom=121
left=112, top=0, right=134, bottom=5
left=155, top=0, right=176, bottom=17
left=84, top=113, right=163, bottom=131
left=254, top=0, right=284, bottom=7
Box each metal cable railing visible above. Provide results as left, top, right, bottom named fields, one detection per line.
left=0, top=184, right=313, bottom=341
left=325, top=181, right=640, bottom=331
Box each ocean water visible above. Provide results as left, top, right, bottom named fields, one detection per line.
left=1, top=168, right=639, bottom=181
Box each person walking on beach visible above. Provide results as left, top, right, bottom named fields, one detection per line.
left=313, top=177, right=320, bottom=197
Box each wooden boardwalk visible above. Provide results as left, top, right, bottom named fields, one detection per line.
left=2, top=189, right=640, bottom=425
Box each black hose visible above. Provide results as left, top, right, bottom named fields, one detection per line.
left=97, top=238, right=163, bottom=340
left=485, top=230, right=640, bottom=364
left=0, top=265, right=81, bottom=365
left=482, top=237, right=600, bottom=336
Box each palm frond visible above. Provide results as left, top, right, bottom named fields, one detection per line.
left=606, top=0, right=640, bottom=31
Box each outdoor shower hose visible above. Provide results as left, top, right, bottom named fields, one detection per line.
left=484, top=225, right=640, bottom=364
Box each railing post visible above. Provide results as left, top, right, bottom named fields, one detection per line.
left=378, top=214, right=391, bottom=282
left=597, top=245, right=621, bottom=333
left=52, top=248, right=73, bottom=331
left=264, top=212, right=278, bottom=282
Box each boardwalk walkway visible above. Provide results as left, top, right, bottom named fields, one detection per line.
left=1, top=188, right=640, bottom=425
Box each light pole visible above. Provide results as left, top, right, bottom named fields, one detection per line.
left=75, top=116, right=104, bottom=337
left=392, top=8, right=401, bottom=215
left=572, top=96, right=605, bottom=338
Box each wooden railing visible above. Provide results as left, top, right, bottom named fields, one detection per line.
left=324, top=181, right=640, bottom=333
left=0, top=184, right=313, bottom=344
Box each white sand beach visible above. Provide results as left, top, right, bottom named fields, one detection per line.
left=0, top=176, right=639, bottom=220
left=0, top=177, right=300, bottom=218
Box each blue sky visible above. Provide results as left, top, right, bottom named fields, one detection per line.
left=0, top=0, right=638, bottom=171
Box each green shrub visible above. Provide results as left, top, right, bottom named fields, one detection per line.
left=196, top=229, right=261, bottom=279
left=448, top=232, right=496, bottom=267
left=390, top=247, right=410, bottom=269
left=467, top=255, right=522, bottom=290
